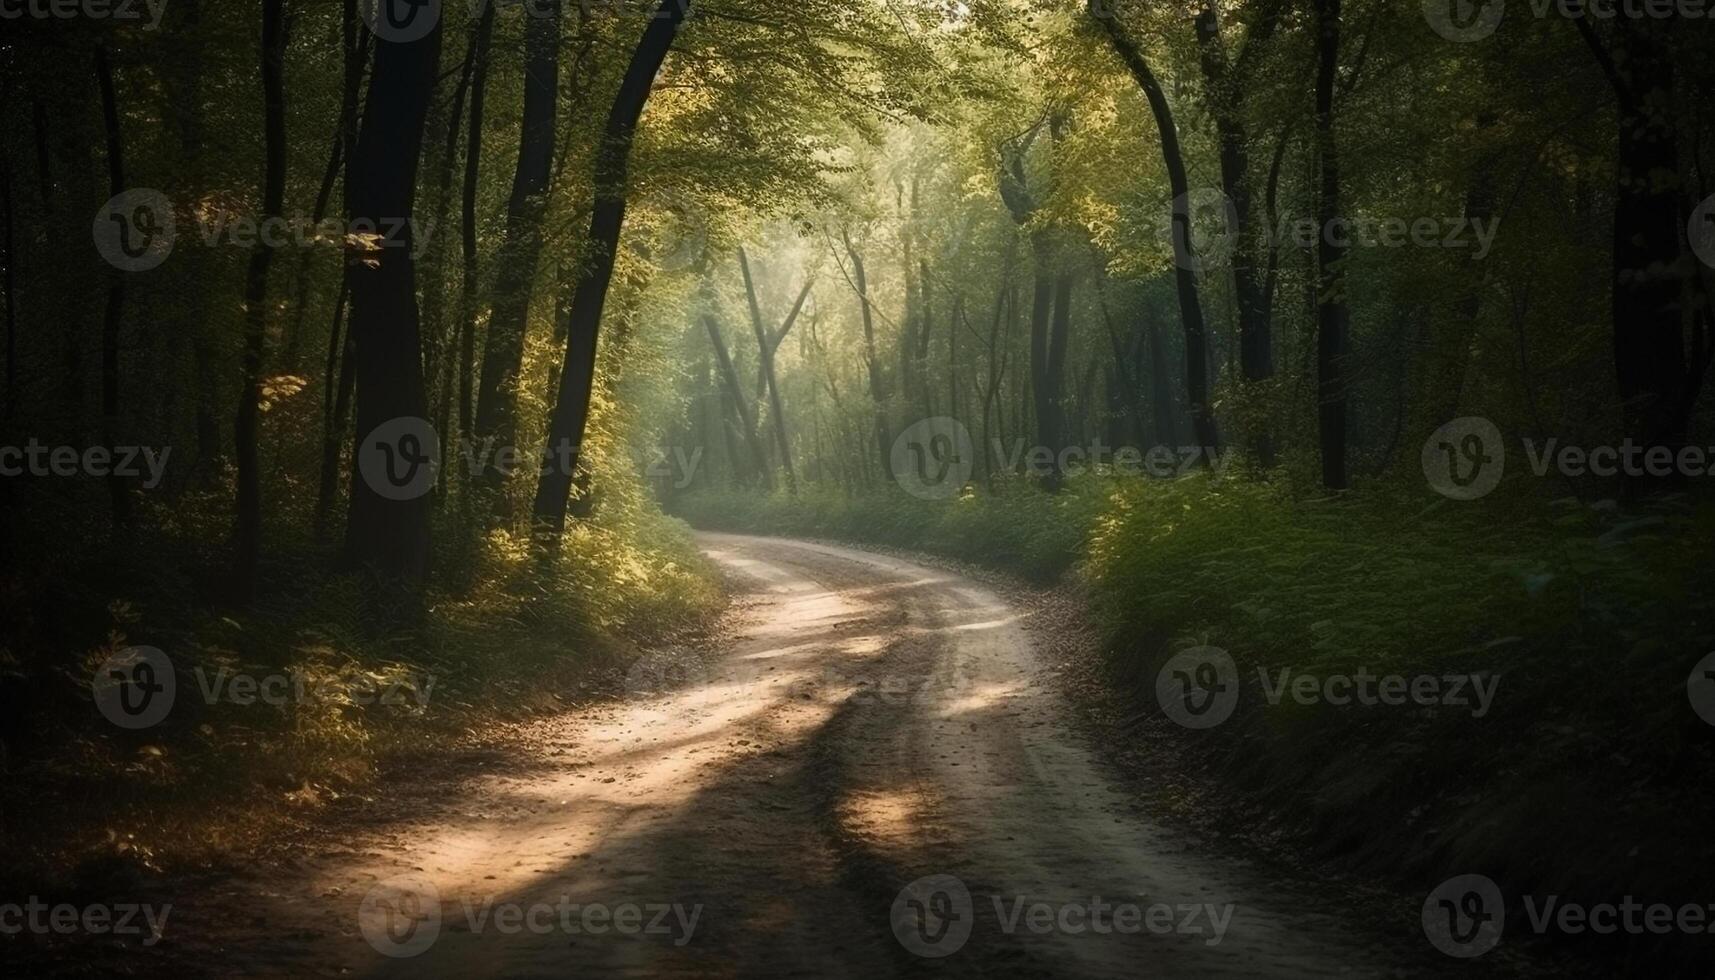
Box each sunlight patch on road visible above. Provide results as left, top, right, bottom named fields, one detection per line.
left=935, top=680, right=1029, bottom=719
left=837, top=784, right=937, bottom=847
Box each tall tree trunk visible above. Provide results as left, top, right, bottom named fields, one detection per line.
left=532, top=0, right=689, bottom=537
left=704, top=314, right=770, bottom=488
left=474, top=0, right=561, bottom=512
left=421, top=35, right=471, bottom=411
left=1145, top=304, right=1177, bottom=448
left=456, top=3, right=497, bottom=518
left=314, top=0, right=369, bottom=537
left=315, top=282, right=354, bottom=537
left=234, top=0, right=289, bottom=597
left=343, top=3, right=443, bottom=585
left=283, top=25, right=371, bottom=375
left=1195, top=1, right=1275, bottom=466
left=1095, top=12, right=1222, bottom=457
left=1576, top=21, right=1696, bottom=484
left=842, top=231, right=892, bottom=476
left=95, top=48, right=132, bottom=528
left=739, top=246, right=800, bottom=493
left=1313, top=0, right=1350, bottom=490
left=162, top=0, right=222, bottom=471
left=1, top=151, right=14, bottom=423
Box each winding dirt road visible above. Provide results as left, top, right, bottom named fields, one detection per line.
left=154, top=533, right=1461, bottom=978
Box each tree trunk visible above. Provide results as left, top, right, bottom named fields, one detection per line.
left=842, top=231, right=892, bottom=476
left=1195, top=1, right=1275, bottom=465
left=342, top=3, right=442, bottom=585
left=315, top=282, right=354, bottom=537
left=314, top=0, right=369, bottom=538
left=1095, top=12, right=1222, bottom=457
left=1576, top=21, right=1695, bottom=485
left=739, top=246, right=801, bottom=493
left=95, top=48, right=132, bottom=528
left=1313, top=0, right=1350, bottom=490
left=532, top=0, right=689, bottom=537
left=234, top=0, right=289, bottom=597
left=1, top=151, right=14, bottom=423
left=474, top=0, right=561, bottom=511
left=704, top=314, right=771, bottom=488
left=456, top=3, right=497, bottom=518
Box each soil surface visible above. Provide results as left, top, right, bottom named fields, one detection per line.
left=59, top=534, right=1543, bottom=977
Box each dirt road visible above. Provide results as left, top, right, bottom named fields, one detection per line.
left=151, top=533, right=1458, bottom=978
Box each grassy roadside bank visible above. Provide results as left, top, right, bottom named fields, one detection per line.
left=0, top=490, right=722, bottom=894
left=673, top=479, right=1715, bottom=969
